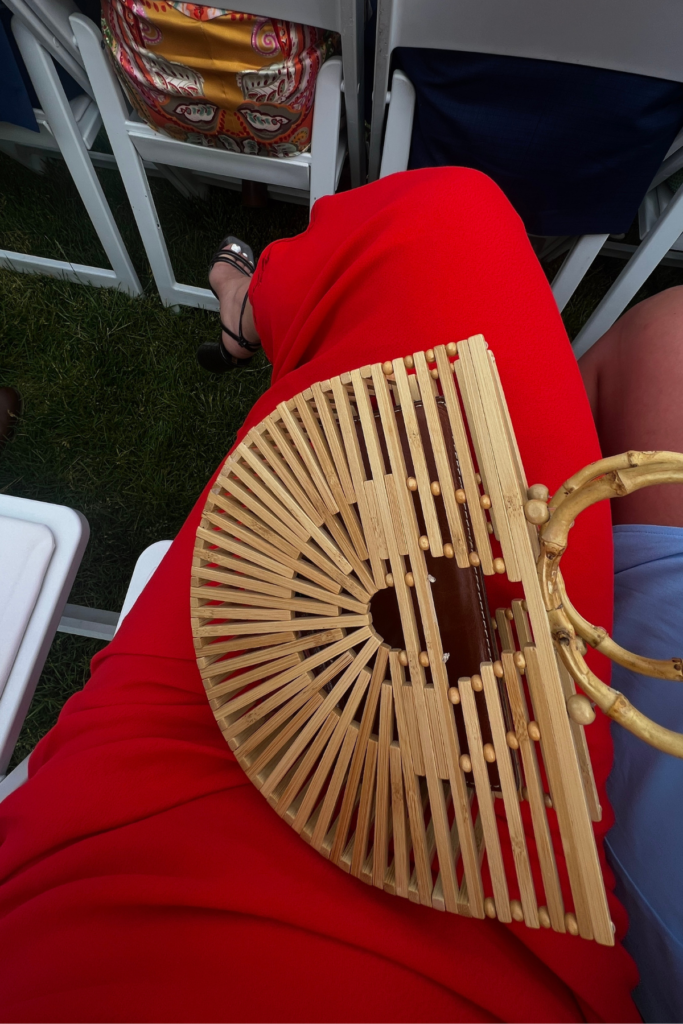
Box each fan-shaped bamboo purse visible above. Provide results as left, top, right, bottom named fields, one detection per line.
left=192, top=335, right=683, bottom=947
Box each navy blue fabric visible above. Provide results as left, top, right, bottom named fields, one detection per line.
left=0, top=0, right=98, bottom=134
left=395, top=48, right=683, bottom=236
left=0, top=6, right=38, bottom=131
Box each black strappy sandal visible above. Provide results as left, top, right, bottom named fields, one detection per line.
left=197, top=236, right=260, bottom=374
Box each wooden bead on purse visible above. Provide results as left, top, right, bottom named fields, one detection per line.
left=191, top=335, right=683, bottom=947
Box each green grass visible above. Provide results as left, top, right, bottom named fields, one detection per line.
left=1, top=148, right=683, bottom=769
left=0, top=151, right=306, bottom=767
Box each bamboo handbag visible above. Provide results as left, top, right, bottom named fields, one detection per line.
left=191, top=335, right=683, bottom=947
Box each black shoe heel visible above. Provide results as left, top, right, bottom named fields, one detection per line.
left=197, top=341, right=253, bottom=374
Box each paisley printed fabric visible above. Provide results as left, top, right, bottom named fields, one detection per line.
left=101, top=0, right=337, bottom=156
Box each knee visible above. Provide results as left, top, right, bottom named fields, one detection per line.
left=614, top=286, right=683, bottom=358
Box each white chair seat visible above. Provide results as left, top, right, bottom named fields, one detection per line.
left=0, top=495, right=89, bottom=776
left=0, top=535, right=172, bottom=800
left=0, top=516, right=55, bottom=697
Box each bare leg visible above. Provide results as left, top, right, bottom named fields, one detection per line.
left=208, top=259, right=260, bottom=361
left=579, top=286, right=683, bottom=527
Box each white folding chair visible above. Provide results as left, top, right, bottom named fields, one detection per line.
left=0, top=528, right=172, bottom=800
left=368, top=0, right=683, bottom=356
left=0, top=0, right=142, bottom=295
left=71, top=0, right=364, bottom=312
left=0, top=493, right=90, bottom=779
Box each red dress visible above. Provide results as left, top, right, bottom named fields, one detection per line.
left=0, top=169, right=639, bottom=1022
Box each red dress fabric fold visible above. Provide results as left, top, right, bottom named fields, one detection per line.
left=0, top=168, right=639, bottom=1022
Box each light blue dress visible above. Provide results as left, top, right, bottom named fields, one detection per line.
left=607, top=525, right=683, bottom=1024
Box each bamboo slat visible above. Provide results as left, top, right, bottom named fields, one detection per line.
left=557, top=658, right=602, bottom=823
left=291, top=668, right=372, bottom=835
left=399, top=684, right=425, bottom=775
left=390, top=651, right=432, bottom=905
left=481, top=662, right=539, bottom=927
left=246, top=694, right=324, bottom=781
left=296, top=394, right=369, bottom=568
left=233, top=451, right=352, bottom=577
left=434, top=345, right=494, bottom=574
left=331, top=376, right=387, bottom=589
left=311, top=721, right=359, bottom=852
left=194, top=630, right=298, bottom=661
left=523, top=645, right=593, bottom=937
left=511, top=599, right=533, bottom=648
left=373, top=681, right=394, bottom=888
left=238, top=662, right=349, bottom=764
left=249, top=426, right=324, bottom=527
left=261, top=415, right=329, bottom=522
left=330, top=645, right=389, bottom=865
left=278, top=401, right=339, bottom=515
left=455, top=342, right=520, bottom=580
left=501, top=651, right=565, bottom=932
left=220, top=651, right=352, bottom=744
left=208, top=487, right=302, bottom=558
left=389, top=741, right=410, bottom=898
left=392, top=358, right=443, bottom=557
left=260, top=636, right=381, bottom=802
left=214, top=628, right=371, bottom=716
left=384, top=473, right=409, bottom=556
left=413, top=350, right=469, bottom=567
left=351, top=736, right=378, bottom=878
left=510, top=599, right=600, bottom=821
left=190, top=588, right=339, bottom=617
left=459, top=675, right=511, bottom=921
left=495, top=608, right=516, bottom=651
left=310, top=383, right=357, bottom=506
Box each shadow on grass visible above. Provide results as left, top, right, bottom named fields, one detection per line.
left=0, top=151, right=308, bottom=767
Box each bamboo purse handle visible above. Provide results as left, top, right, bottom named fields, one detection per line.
left=192, top=337, right=683, bottom=944
left=529, top=451, right=683, bottom=757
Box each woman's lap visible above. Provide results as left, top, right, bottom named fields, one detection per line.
left=0, top=169, right=638, bottom=1022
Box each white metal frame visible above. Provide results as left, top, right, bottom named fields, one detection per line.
left=0, top=494, right=89, bottom=777
left=0, top=536, right=172, bottom=799
left=0, top=0, right=142, bottom=295
left=72, top=0, right=362, bottom=311
left=369, top=0, right=683, bottom=356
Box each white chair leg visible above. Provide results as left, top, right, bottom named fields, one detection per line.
left=368, top=0, right=393, bottom=182
left=0, top=755, right=30, bottom=803
left=638, top=187, right=661, bottom=241
left=340, top=0, right=365, bottom=188
left=551, top=233, right=608, bottom=313
left=649, top=139, right=683, bottom=191
left=309, top=56, right=343, bottom=210
left=379, top=70, right=415, bottom=179
left=573, top=183, right=683, bottom=359
left=70, top=13, right=185, bottom=307
left=13, top=19, right=142, bottom=297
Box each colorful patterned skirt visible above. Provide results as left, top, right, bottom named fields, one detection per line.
left=101, top=1, right=337, bottom=156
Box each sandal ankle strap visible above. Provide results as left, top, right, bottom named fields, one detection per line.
left=220, top=290, right=261, bottom=353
